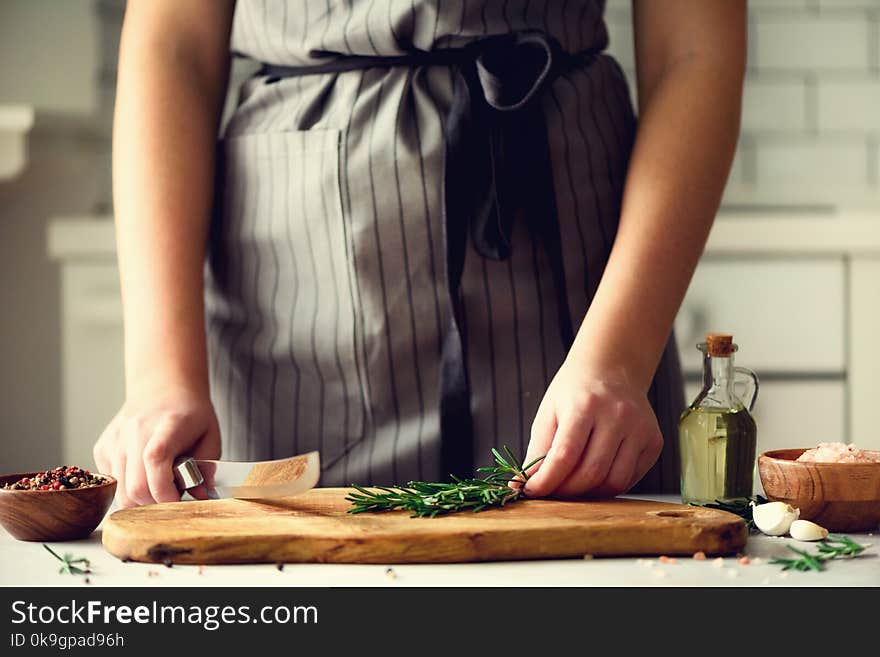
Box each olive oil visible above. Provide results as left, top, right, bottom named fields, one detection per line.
left=678, top=333, right=759, bottom=506
left=679, top=406, right=757, bottom=505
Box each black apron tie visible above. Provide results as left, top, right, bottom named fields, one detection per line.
left=261, top=31, right=588, bottom=478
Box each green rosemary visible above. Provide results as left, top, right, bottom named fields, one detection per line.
left=43, top=544, right=91, bottom=576
left=347, top=446, right=543, bottom=518
left=695, top=495, right=768, bottom=532
left=770, top=535, right=871, bottom=572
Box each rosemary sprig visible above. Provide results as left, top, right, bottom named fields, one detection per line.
left=695, top=495, right=768, bottom=531
left=769, top=535, right=871, bottom=572
left=346, top=446, right=544, bottom=518
left=43, top=544, right=91, bottom=575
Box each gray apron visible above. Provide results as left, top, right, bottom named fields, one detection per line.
left=206, top=0, right=685, bottom=493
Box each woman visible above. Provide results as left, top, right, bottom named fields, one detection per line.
left=96, top=0, right=746, bottom=508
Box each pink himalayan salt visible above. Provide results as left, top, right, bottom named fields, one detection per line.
left=796, top=442, right=880, bottom=464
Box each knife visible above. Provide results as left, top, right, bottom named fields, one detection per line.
left=173, top=451, right=320, bottom=500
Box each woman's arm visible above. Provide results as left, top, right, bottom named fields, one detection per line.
left=525, top=0, right=746, bottom=497
left=93, top=0, right=235, bottom=507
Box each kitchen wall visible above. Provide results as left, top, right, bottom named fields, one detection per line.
left=0, top=0, right=108, bottom=470
left=0, top=0, right=99, bottom=116
left=1, top=2, right=878, bottom=471
left=605, top=0, right=880, bottom=209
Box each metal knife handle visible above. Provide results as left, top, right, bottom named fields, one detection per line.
left=173, top=457, right=204, bottom=490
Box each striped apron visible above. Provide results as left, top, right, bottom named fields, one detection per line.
left=206, top=0, right=686, bottom=493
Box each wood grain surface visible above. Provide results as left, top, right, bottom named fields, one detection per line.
left=102, top=488, right=747, bottom=564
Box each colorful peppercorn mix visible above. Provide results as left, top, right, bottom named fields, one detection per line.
left=2, top=466, right=105, bottom=491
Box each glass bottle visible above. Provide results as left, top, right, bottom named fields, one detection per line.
left=678, top=333, right=759, bottom=505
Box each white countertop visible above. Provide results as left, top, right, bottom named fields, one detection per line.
left=2, top=496, right=876, bottom=588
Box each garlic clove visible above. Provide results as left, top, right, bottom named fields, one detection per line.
left=752, top=501, right=800, bottom=536
left=789, top=519, right=829, bottom=542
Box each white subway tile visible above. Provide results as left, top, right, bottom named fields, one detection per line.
left=727, top=142, right=754, bottom=185
left=741, top=78, right=807, bottom=132
left=603, top=1, right=632, bottom=20
left=754, top=18, right=869, bottom=70
left=750, top=0, right=811, bottom=8
left=874, top=15, right=880, bottom=71
left=604, top=15, right=634, bottom=70
left=817, top=0, right=880, bottom=8
left=817, top=79, right=880, bottom=132
left=755, top=139, right=868, bottom=183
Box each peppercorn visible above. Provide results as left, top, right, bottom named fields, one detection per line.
left=3, top=466, right=105, bottom=491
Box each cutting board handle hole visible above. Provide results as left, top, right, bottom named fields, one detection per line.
left=652, top=510, right=696, bottom=518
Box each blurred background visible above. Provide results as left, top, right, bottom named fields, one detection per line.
left=1, top=1, right=878, bottom=484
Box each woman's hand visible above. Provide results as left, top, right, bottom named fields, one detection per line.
left=94, top=386, right=221, bottom=508
left=522, top=360, right=663, bottom=499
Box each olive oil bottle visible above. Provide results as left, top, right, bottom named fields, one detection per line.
left=678, top=333, right=759, bottom=505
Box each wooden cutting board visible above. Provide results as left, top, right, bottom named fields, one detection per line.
left=102, top=488, right=746, bottom=564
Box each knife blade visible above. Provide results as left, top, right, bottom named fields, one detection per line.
left=173, top=451, right=320, bottom=500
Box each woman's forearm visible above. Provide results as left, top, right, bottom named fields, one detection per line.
left=112, top=1, right=234, bottom=398
left=569, top=3, right=746, bottom=391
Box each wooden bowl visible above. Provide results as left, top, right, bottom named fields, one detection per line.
left=0, top=471, right=116, bottom=541
left=758, top=448, right=880, bottom=532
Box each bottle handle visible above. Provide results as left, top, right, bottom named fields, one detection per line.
left=734, top=366, right=759, bottom=412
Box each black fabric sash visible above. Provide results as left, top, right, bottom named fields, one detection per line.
left=262, top=31, right=591, bottom=478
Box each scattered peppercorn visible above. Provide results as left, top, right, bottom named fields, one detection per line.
left=276, top=563, right=285, bottom=572
left=163, top=559, right=173, bottom=568
left=3, top=466, right=105, bottom=491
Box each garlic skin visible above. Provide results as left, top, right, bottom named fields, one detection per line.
left=789, top=519, right=829, bottom=541
left=752, top=502, right=800, bottom=536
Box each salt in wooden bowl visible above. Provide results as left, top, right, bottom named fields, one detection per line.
left=758, top=448, right=880, bottom=532
left=0, top=471, right=116, bottom=541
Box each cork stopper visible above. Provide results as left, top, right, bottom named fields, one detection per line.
left=705, top=333, right=736, bottom=357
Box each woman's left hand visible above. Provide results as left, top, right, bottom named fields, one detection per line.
left=521, top=358, right=664, bottom=498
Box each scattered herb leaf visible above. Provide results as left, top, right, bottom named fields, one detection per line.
left=43, top=543, right=91, bottom=576
left=347, top=446, right=543, bottom=518
left=769, top=535, right=871, bottom=572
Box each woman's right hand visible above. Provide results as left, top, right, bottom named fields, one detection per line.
left=94, top=386, right=221, bottom=508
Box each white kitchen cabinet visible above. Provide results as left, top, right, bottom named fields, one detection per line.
left=676, top=258, right=845, bottom=374
left=691, top=213, right=880, bottom=450
left=49, top=220, right=122, bottom=467
left=0, top=104, right=34, bottom=180
left=677, top=255, right=851, bottom=482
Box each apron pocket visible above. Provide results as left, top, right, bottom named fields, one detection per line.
left=206, top=129, right=366, bottom=470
